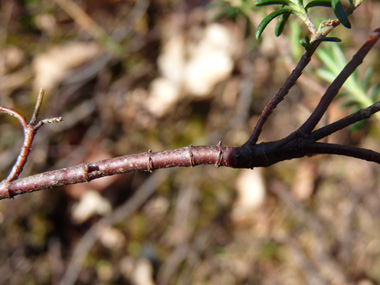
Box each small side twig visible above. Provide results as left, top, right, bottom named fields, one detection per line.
left=310, top=101, right=380, bottom=142
left=246, top=50, right=313, bottom=146
left=0, top=89, right=62, bottom=197
left=304, top=143, right=380, bottom=163
left=30, top=88, right=45, bottom=125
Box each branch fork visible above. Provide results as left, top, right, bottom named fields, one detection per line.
left=0, top=28, right=380, bottom=200
left=0, top=89, right=62, bottom=198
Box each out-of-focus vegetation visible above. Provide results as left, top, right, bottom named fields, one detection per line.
left=0, top=0, right=380, bottom=284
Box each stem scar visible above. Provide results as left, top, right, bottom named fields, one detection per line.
left=188, top=145, right=195, bottom=167
left=147, top=150, right=153, bottom=173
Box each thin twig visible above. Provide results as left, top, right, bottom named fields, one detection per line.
left=248, top=0, right=365, bottom=145
left=299, top=28, right=380, bottom=134
left=305, top=142, right=380, bottom=162
left=310, top=101, right=380, bottom=142
left=0, top=106, right=28, bottom=129
left=30, top=89, right=45, bottom=125
left=0, top=90, right=62, bottom=197
left=246, top=50, right=313, bottom=145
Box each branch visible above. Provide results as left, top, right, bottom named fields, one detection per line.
left=311, top=0, right=364, bottom=42
left=310, top=101, right=380, bottom=141
left=0, top=89, right=62, bottom=198
left=299, top=28, right=380, bottom=134
left=1, top=28, right=380, bottom=200
left=246, top=49, right=313, bottom=145
left=305, top=143, right=380, bottom=163
left=0, top=89, right=62, bottom=183
left=8, top=86, right=380, bottom=199
left=2, top=99, right=380, bottom=199
left=0, top=144, right=237, bottom=199
left=247, top=0, right=365, bottom=145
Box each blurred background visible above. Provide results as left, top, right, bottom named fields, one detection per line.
left=0, top=0, right=380, bottom=284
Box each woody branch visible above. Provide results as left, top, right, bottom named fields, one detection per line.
left=0, top=28, right=379, bottom=200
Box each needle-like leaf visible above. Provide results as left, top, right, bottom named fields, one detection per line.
left=305, top=0, right=332, bottom=9
left=256, top=8, right=295, bottom=39
left=255, top=0, right=291, bottom=6
left=332, top=0, right=351, bottom=28
left=275, top=11, right=291, bottom=36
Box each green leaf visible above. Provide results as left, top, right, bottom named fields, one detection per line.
left=331, top=0, right=351, bottom=28
left=341, top=100, right=359, bottom=108
left=332, top=42, right=348, bottom=69
left=336, top=91, right=348, bottom=98
left=349, top=120, right=366, bottom=131
left=305, top=0, right=332, bottom=9
left=275, top=11, right=291, bottom=36
left=316, top=68, right=336, bottom=83
left=371, top=85, right=380, bottom=101
left=300, top=35, right=311, bottom=50
left=255, top=0, right=291, bottom=7
left=256, top=8, right=294, bottom=39
left=290, top=20, right=302, bottom=58
left=363, top=68, right=373, bottom=92
left=316, top=37, right=341, bottom=43
left=317, top=45, right=342, bottom=74
left=310, top=36, right=341, bottom=48
left=213, top=9, right=238, bottom=22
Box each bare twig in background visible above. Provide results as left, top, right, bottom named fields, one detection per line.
left=61, top=171, right=170, bottom=285
left=53, top=0, right=150, bottom=57
left=53, top=0, right=121, bottom=56
left=157, top=244, right=190, bottom=285
left=278, top=237, right=327, bottom=285
left=271, top=181, right=350, bottom=284
left=157, top=182, right=199, bottom=284
left=229, top=57, right=255, bottom=130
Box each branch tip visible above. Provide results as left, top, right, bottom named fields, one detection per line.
left=30, top=89, right=45, bottom=125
